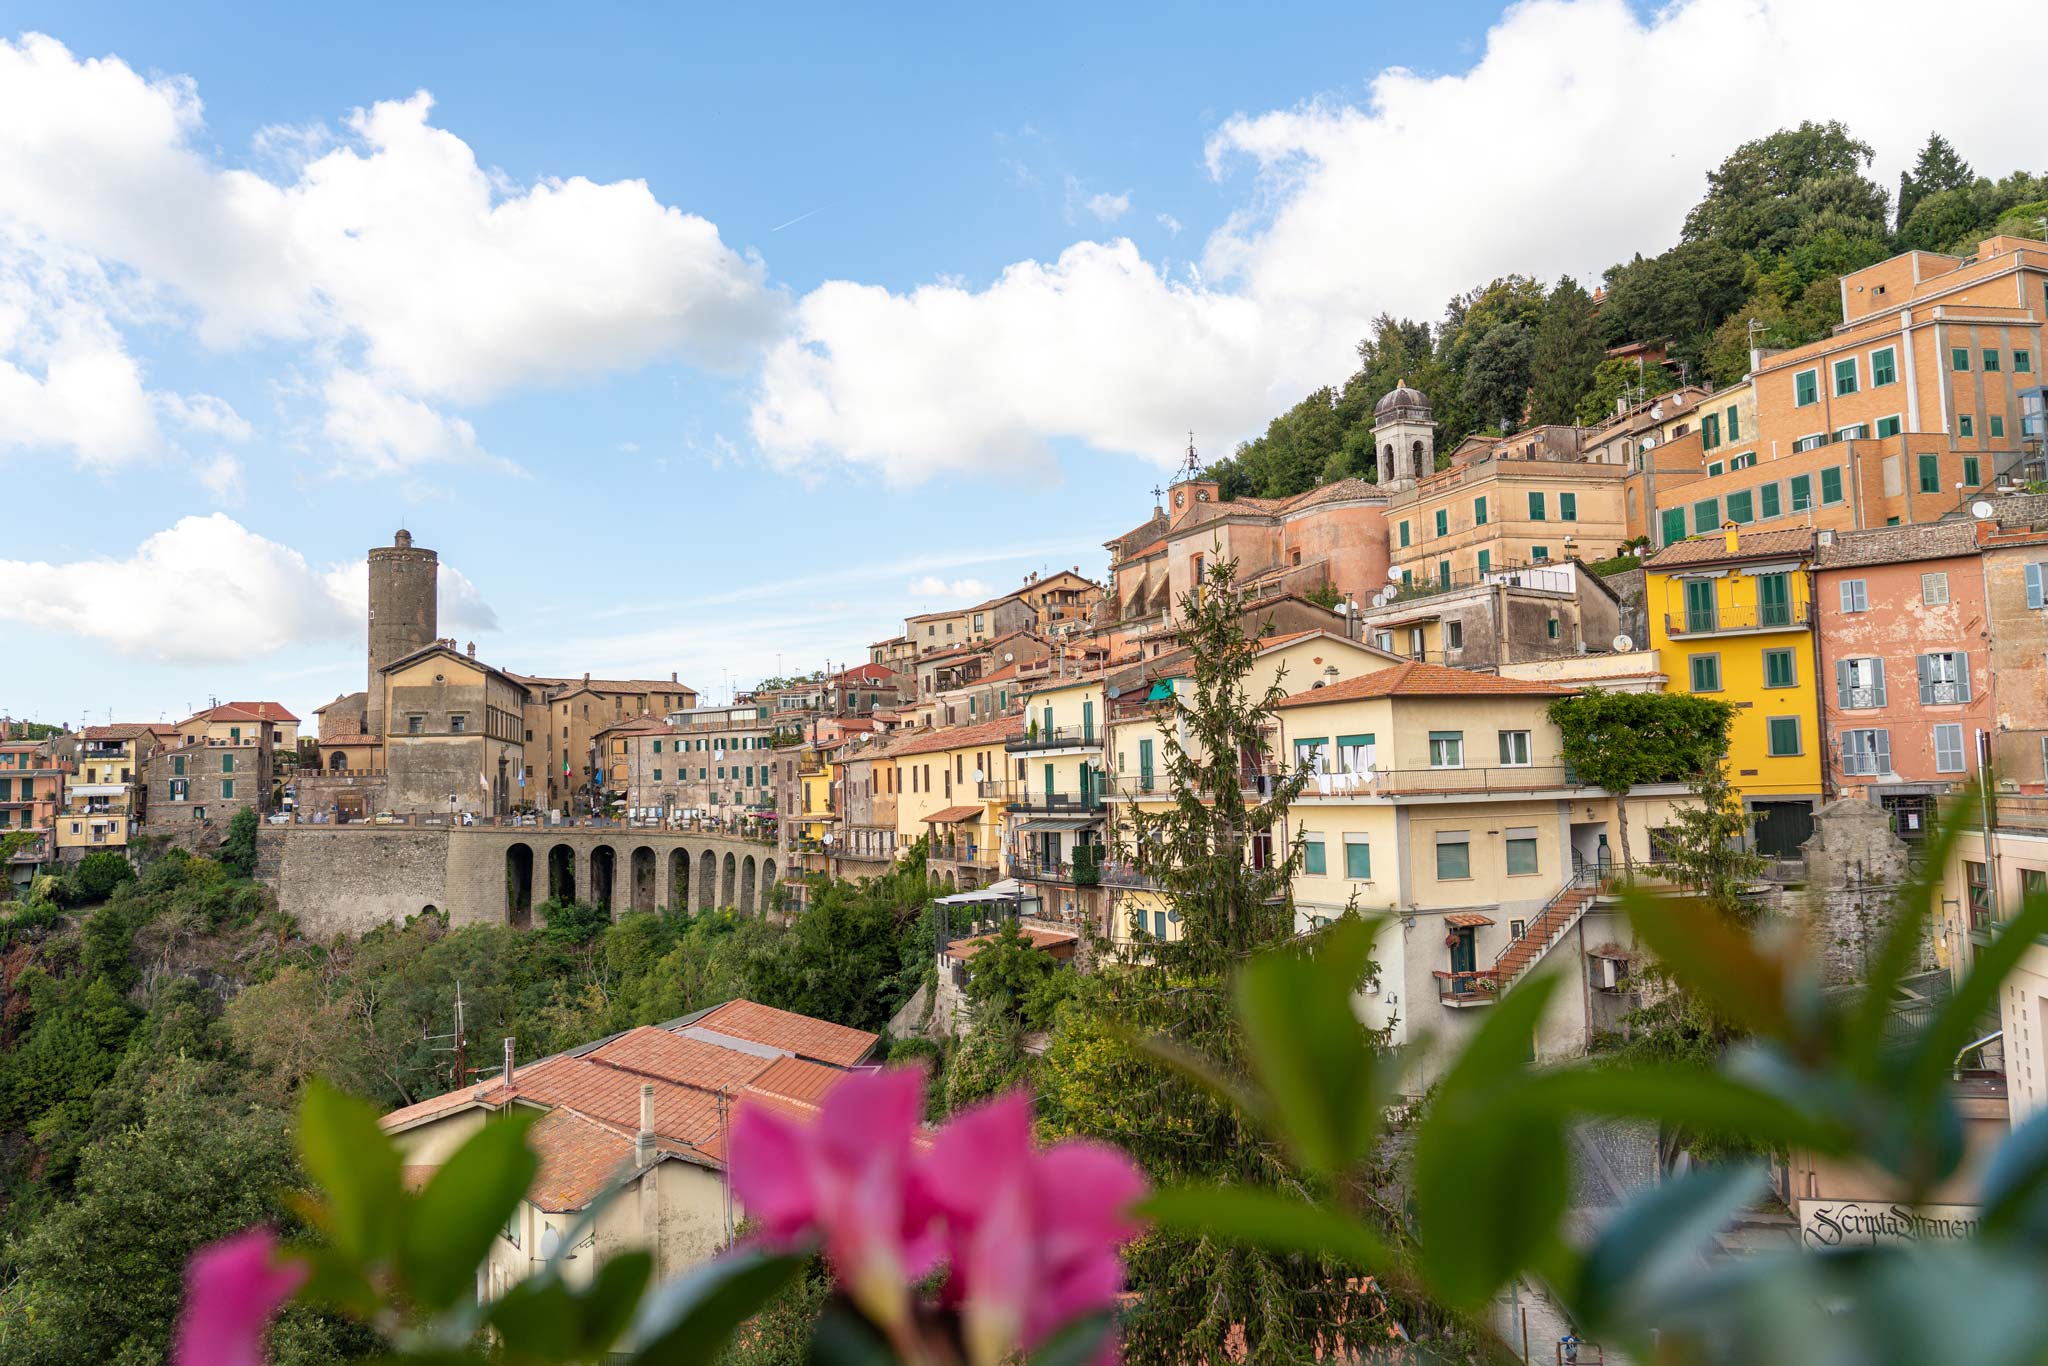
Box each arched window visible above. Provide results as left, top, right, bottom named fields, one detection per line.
left=328, top=751, right=346, bottom=772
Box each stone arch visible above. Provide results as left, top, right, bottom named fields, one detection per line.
left=697, top=848, right=717, bottom=912
left=421, top=904, right=438, bottom=917
left=1410, top=438, right=1425, bottom=478
left=328, top=751, right=346, bottom=772
left=761, top=858, right=777, bottom=905
left=547, top=843, right=576, bottom=903
left=740, top=855, right=757, bottom=914
left=668, top=848, right=690, bottom=911
left=506, top=843, right=534, bottom=929
left=590, top=845, right=617, bottom=916
left=630, top=846, right=657, bottom=912
left=721, top=851, right=737, bottom=909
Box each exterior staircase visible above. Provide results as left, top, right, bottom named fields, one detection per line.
left=1492, top=868, right=1604, bottom=988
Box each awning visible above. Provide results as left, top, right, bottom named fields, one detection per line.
left=922, top=805, right=984, bottom=824
left=934, top=878, right=1025, bottom=906
left=1445, top=912, right=1495, bottom=929
left=1013, top=815, right=1103, bottom=834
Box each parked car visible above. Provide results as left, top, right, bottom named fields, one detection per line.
left=266, top=812, right=292, bottom=825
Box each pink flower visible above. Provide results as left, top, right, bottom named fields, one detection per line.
left=924, top=1092, right=1147, bottom=1366
left=730, top=1065, right=940, bottom=1335
left=173, top=1228, right=308, bottom=1366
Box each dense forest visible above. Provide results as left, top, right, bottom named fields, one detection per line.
left=0, top=816, right=946, bottom=1364
left=1205, top=124, right=2048, bottom=501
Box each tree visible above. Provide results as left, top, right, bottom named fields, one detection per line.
left=1682, top=120, right=1884, bottom=258
left=1527, top=276, right=1604, bottom=425
left=1546, top=689, right=1735, bottom=876
left=220, top=806, right=259, bottom=879
left=67, top=850, right=134, bottom=904
left=1456, top=318, right=1534, bottom=436
left=1896, top=132, right=1974, bottom=228
left=1599, top=240, right=1750, bottom=379
left=1575, top=356, right=1679, bottom=426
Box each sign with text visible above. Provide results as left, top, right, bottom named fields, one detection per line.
left=1797, top=1200, right=1980, bottom=1248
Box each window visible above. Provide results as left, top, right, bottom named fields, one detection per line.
left=1428, top=731, right=1464, bottom=768
left=1964, top=456, right=1981, bottom=485
left=1764, top=649, right=1796, bottom=689
left=1966, top=860, right=1992, bottom=929
left=1703, top=413, right=1721, bottom=449
left=222, top=752, right=235, bottom=773
left=1834, top=358, right=1859, bottom=396
left=1559, top=491, right=1577, bottom=520
left=1446, top=620, right=1464, bottom=649
left=1991, top=416, right=2006, bottom=439
left=1693, top=497, right=1720, bottom=534
left=2017, top=350, right=2034, bottom=374
left=408, top=715, right=424, bottom=734
left=1302, top=836, right=1326, bottom=875
left=1529, top=491, right=1547, bottom=521
left=169, top=779, right=188, bottom=802
left=1952, top=347, right=1971, bottom=372
left=1919, top=453, right=1940, bottom=492
left=1840, top=728, right=1889, bottom=775
left=1876, top=416, right=1901, bottom=439
left=220, top=780, right=234, bottom=800
left=1684, top=578, right=1718, bottom=633
left=1840, top=578, right=1869, bottom=612
left=1545, top=616, right=1559, bottom=640
left=172, top=755, right=185, bottom=776
left=1767, top=716, right=1803, bottom=757
left=1294, top=737, right=1328, bottom=773
left=1871, top=347, right=1897, bottom=386
left=1343, top=836, right=1372, bottom=880
left=1920, top=571, right=1951, bottom=606
left=1498, top=730, right=1532, bottom=766
left=1794, top=434, right=1827, bottom=453
left=1689, top=653, right=1722, bottom=692
left=449, top=714, right=467, bottom=733
left=1918, top=652, right=1972, bottom=704
left=1661, top=507, right=1687, bottom=545
left=1399, top=521, right=1410, bottom=548
left=1934, top=723, right=1967, bottom=774
left=1760, top=482, right=1781, bottom=518
left=1727, top=490, right=1754, bottom=523
left=1790, top=474, right=1813, bottom=512
left=1335, top=734, right=1375, bottom=775
left=1476, top=549, right=1491, bottom=574
left=1984, top=349, right=2002, bottom=372
left=1959, top=415, right=1974, bottom=438
left=1730, top=451, right=1757, bottom=470
left=1505, top=827, right=1539, bottom=876
left=1435, top=831, right=1471, bottom=880
left=1531, top=545, right=1550, bottom=562
left=653, top=768, right=661, bottom=780
left=1795, top=369, right=1819, bottom=406
left=1437, top=559, right=1452, bottom=587
left=1708, top=462, right=1724, bottom=477
left=1837, top=656, right=1886, bottom=707
left=1727, top=404, right=1741, bottom=440
left=1475, top=496, right=1488, bottom=525
left=1835, top=424, right=1870, bottom=441
left=1821, top=467, right=1844, bottom=504
left=1435, top=508, right=1448, bottom=537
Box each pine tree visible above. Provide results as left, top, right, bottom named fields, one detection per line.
left=1897, top=132, right=1974, bottom=228
left=1527, top=276, right=1604, bottom=425
left=1035, top=559, right=1460, bottom=1361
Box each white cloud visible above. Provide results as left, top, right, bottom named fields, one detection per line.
left=0, top=514, right=499, bottom=663
left=195, top=454, right=244, bottom=504
left=1156, top=213, right=1183, bottom=237
left=1085, top=190, right=1132, bottom=222
left=0, top=34, right=786, bottom=473
left=907, top=575, right=994, bottom=602
left=159, top=391, right=252, bottom=442
left=754, top=0, right=2045, bottom=481
left=320, top=370, right=504, bottom=475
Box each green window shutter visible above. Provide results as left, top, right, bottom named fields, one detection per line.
left=1964, top=456, right=1981, bottom=485
left=1727, top=404, right=1740, bottom=439
left=1820, top=467, right=1843, bottom=504
left=221, top=780, right=233, bottom=800
left=1983, top=349, right=2001, bottom=372
left=1344, top=840, right=1371, bottom=880
left=1559, top=491, right=1577, bottom=520
left=1688, top=655, right=1719, bottom=692
left=1399, top=521, right=1410, bottom=548
left=1919, top=453, right=1939, bottom=492
left=1765, top=650, right=1794, bottom=689
left=1528, top=491, right=1546, bottom=520
left=1795, top=371, right=1818, bottom=405
left=1790, top=474, right=1812, bottom=511
left=1759, top=482, right=1781, bottom=518
left=1991, top=416, right=2006, bottom=438
left=1703, top=414, right=1719, bottom=449
left=1692, top=497, right=1719, bottom=534
left=1660, top=507, right=1686, bottom=545
left=1438, top=560, right=1451, bottom=587
left=1834, top=358, right=1858, bottom=395
left=1952, top=347, right=1970, bottom=371
left=2017, top=350, right=2033, bottom=374
left=1875, top=416, right=1900, bottom=438
left=1435, top=509, right=1448, bottom=537
left=1303, top=838, right=1326, bottom=875
left=1474, top=496, right=1488, bottom=525
left=1727, top=490, right=1753, bottom=523
left=1767, top=717, right=1800, bottom=756
left=1871, top=349, right=1896, bottom=386
left=1477, top=549, right=1490, bottom=573
left=1959, top=415, right=1974, bottom=437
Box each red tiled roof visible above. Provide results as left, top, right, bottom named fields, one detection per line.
left=526, top=1107, right=643, bottom=1211
left=225, top=701, right=301, bottom=723
left=691, top=999, right=879, bottom=1068
left=747, top=1056, right=845, bottom=1108
left=1275, top=661, right=1570, bottom=707
left=888, top=713, right=1024, bottom=758
left=81, top=723, right=154, bottom=741
left=945, top=927, right=1080, bottom=963
left=921, top=805, right=985, bottom=824
left=1644, top=527, right=1814, bottom=570
left=1445, top=912, right=1496, bottom=929
left=585, top=1026, right=778, bottom=1091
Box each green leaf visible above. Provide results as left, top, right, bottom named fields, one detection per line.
left=1413, top=976, right=1569, bottom=1310
left=1570, top=1163, right=1765, bottom=1331
left=805, top=1297, right=897, bottom=1366
left=1125, top=1027, right=1269, bottom=1129
left=1028, top=1311, right=1116, bottom=1366
left=1622, top=887, right=1793, bottom=1041
left=1139, top=1185, right=1388, bottom=1268
left=1847, top=807, right=1965, bottom=1077
left=1231, top=915, right=1387, bottom=1175
left=624, top=1246, right=808, bottom=1364
left=484, top=1276, right=580, bottom=1362
left=298, top=1078, right=406, bottom=1267
left=1531, top=1066, right=1842, bottom=1155
left=1979, top=1108, right=2048, bottom=1241
left=402, top=1109, right=540, bottom=1312
left=1907, top=891, right=2048, bottom=1101
left=573, top=1248, right=656, bottom=1356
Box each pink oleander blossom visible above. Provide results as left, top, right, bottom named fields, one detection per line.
left=730, top=1064, right=941, bottom=1336
left=924, top=1091, right=1148, bottom=1366
left=173, top=1227, right=308, bottom=1366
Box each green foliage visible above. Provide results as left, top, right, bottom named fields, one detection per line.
left=1896, top=131, right=1975, bottom=228
left=1547, top=688, right=1734, bottom=876
left=221, top=805, right=261, bottom=878
left=67, top=849, right=135, bottom=904
left=962, top=918, right=1067, bottom=1031
left=1528, top=276, right=1604, bottom=426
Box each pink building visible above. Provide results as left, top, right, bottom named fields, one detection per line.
left=1813, top=521, right=1992, bottom=835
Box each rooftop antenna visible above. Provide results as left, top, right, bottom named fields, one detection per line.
left=424, top=980, right=469, bottom=1090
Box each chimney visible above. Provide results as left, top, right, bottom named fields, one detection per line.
left=466, top=641, right=476, bottom=658
left=1723, top=523, right=1739, bottom=554
left=671, top=671, right=678, bottom=683
left=502, top=1037, right=516, bottom=1091
left=635, top=1083, right=656, bottom=1167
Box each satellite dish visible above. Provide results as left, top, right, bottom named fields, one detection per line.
left=1386, top=566, right=1402, bottom=583
left=1612, top=634, right=1635, bottom=653
left=971, top=768, right=984, bottom=783
left=1972, top=500, right=1996, bottom=519
left=1649, top=404, right=1664, bottom=420
left=540, top=1227, right=561, bottom=1259
left=1004, top=652, right=1015, bottom=662
left=1106, top=685, right=1121, bottom=699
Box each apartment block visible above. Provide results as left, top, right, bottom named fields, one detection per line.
left=58, top=723, right=173, bottom=855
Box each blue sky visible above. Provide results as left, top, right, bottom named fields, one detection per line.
left=2, top=0, right=2036, bottom=727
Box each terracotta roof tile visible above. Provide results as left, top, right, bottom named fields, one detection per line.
left=1644, top=527, right=1814, bottom=570
left=945, top=926, right=1079, bottom=963
left=690, top=999, right=879, bottom=1068
left=584, top=1026, right=776, bottom=1091
left=1445, top=912, right=1496, bottom=928
left=1275, top=660, right=1570, bottom=707
left=747, top=1056, right=845, bottom=1108
left=526, top=1107, right=643, bottom=1211
left=888, top=714, right=1024, bottom=759
left=1812, top=520, right=1983, bottom=568
left=224, top=701, right=301, bottom=722
left=920, top=804, right=986, bottom=824
left=80, top=723, right=155, bottom=741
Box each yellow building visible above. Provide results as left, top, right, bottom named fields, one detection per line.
left=1002, top=676, right=1111, bottom=926
left=1644, top=526, right=1822, bottom=854
left=891, top=715, right=1022, bottom=891
left=57, top=723, right=172, bottom=853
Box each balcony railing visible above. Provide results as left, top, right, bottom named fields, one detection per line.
left=1007, top=855, right=1102, bottom=886
left=931, top=842, right=996, bottom=868
left=1295, top=764, right=1584, bottom=797
left=980, top=779, right=1105, bottom=813
left=1665, top=601, right=1809, bottom=636
left=1434, top=969, right=1501, bottom=1006
left=1006, top=725, right=1100, bottom=753
left=1097, top=859, right=1162, bottom=890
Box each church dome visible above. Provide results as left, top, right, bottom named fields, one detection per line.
left=1374, top=381, right=1431, bottom=421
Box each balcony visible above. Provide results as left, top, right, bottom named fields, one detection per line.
left=1434, top=969, right=1502, bottom=1007
left=1007, top=853, right=1102, bottom=886
left=984, top=780, right=1105, bottom=814
left=930, top=841, right=997, bottom=870
left=1294, top=764, right=1586, bottom=798
left=1097, top=858, right=1162, bottom=891
left=1664, top=601, right=1810, bottom=637
left=1006, top=724, right=1101, bottom=754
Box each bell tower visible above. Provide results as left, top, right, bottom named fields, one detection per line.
left=1372, top=382, right=1435, bottom=492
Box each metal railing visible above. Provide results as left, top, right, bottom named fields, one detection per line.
left=1664, top=601, right=1809, bottom=635
left=1007, top=855, right=1102, bottom=886
left=1096, top=859, right=1162, bottom=890
left=980, top=779, right=1105, bottom=813
left=931, top=842, right=996, bottom=868
left=1295, top=764, right=1583, bottom=797
left=1434, top=969, right=1501, bottom=1004
left=1006, top=724, right=1101, bottom=752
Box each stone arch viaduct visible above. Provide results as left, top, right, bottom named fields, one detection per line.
left=256, top=826, right=779, bottom=938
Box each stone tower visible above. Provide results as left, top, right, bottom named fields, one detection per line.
left=1372, top=381, right=1434, bottom=491
left=366, top=529, right=438, bottom=739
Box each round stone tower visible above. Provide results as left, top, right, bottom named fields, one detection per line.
left=366, top=529, right=438, bottom=738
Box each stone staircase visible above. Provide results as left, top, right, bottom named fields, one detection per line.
left=1493, top=872, right=1602, bottom=987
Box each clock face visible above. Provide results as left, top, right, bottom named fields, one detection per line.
left=1197, top=490, right=1210, bottom=501
left=1174, top=492, right=1184, bottom=506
